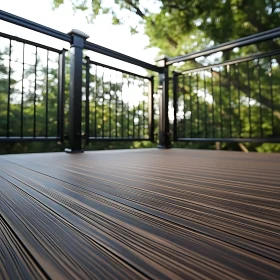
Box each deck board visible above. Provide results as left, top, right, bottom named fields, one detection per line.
left=1, top=149, right=280, bottom=280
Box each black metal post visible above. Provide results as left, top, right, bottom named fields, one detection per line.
left=173, top=71, right=178, bottom=141
left=58, top=49, right=66, bottom=142
left=85, top=56, right=90, bottom=144
left=157, top=56, right=171, bottom=148
left=148, top=76, right=155, bottom=142
left=65, top=29, right=89, bottom=153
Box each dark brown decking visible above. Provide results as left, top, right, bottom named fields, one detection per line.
left=1, top=148, right=280, bottom=280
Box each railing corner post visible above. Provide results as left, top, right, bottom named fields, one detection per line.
left=173, top=71, right=178, bottom=142
left=65, top=29, right=89, bottom=153
left=148, top=76, right=155, bottom=142
left=156, top=56, right=171, bottom=149
left=58, top=48, right=66, bottom=143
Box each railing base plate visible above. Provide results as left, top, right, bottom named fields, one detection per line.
left=157, top=145, right=171, bottom=149
left=64, top=148, right=84, bottom=153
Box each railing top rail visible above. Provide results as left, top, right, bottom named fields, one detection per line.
left=84, top=41, right=162, bottom=73
left=167, top=27, right=280, bottom=65
left=0, top=31, right=62, bottom=53
left=176, top=48, right=280, bottom=75
left=86, top=57, right=154, bottom=80
left=0, top=10, right=163, bottom=73
left=0, top=10, right=72, bottom=42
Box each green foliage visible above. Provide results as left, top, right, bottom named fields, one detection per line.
left=2, top=0, right=280, bottom=153
left=0, top=40, right=66, bottom=154
left=52, top=0, right=64, bottom=9
left=174, top=51, right=280, bottom=152
left=52, top=1, right=279, bottom=54
left=0, top=41, right=154, bottom=153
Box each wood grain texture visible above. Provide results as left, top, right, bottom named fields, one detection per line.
left=1, top=148, right=280, bottom=280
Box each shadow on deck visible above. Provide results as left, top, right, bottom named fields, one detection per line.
left=1, top=149, right=280, bottom=279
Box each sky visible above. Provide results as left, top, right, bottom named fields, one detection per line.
left=0, top=0, right=164, bottom=114
left=0, top=0, right=160, bottom=75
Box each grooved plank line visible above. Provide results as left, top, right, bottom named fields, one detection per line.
left=0, top=149, right=280, bottom=280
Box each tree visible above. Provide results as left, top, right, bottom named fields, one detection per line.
left=52, top=0, right=280, bottom=55
left=0, top=41, right=154, bottom=153
left=52, top=0, right=280, bottom=152
left=2, top=1, right=279, bottom=152
left=0, top=39, right=66, bottom=153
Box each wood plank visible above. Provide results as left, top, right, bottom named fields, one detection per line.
left=1, top=149, right=280, bottom=279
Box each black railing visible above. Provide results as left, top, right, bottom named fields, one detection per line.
left=169, top=30, right=280, bottom=143
left=0, top=9, right=280, bottom=152
left=0, top=10, right=161, bottom=152
left=0, top=30, right=65, bottom=142
left=83, top=58, right=154, bottom=142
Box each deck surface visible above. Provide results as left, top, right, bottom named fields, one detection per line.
left=1, top=148, right=280, bottom=280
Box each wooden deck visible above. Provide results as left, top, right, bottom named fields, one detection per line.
left=1, top=148, right=280, bottom=280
